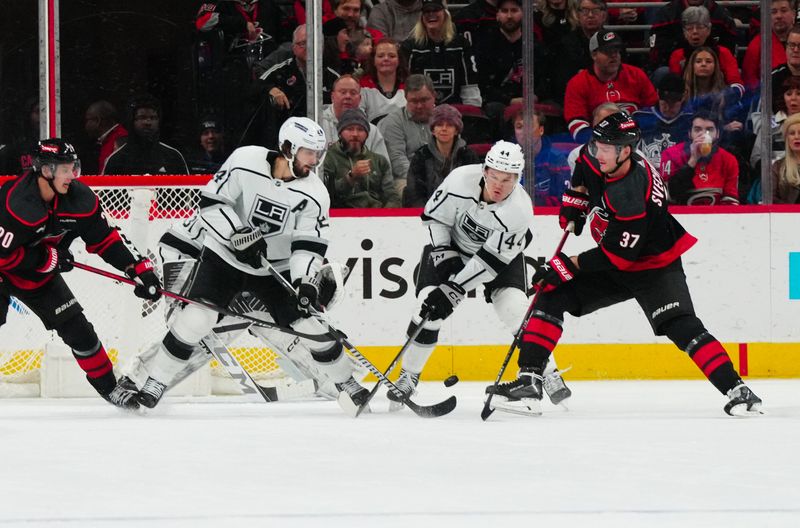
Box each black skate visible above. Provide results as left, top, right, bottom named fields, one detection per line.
left=387, top=369, right=420, bottom=411
left=335, top=376, right=370, bottom=417
left=543, top=369, right=572, bottom=407
left=137, top=377, right=168, bottom=409
left=102, top=382, right=140, bottom=411
left=117, top=375, right=138, bottom=392
left=485, top=368, right=543, bottom=416
left=724, top=383, right=763, bottom=416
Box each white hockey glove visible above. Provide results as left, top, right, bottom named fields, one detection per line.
left=316, top=261, right=348, bottom=310
left=230, top=226, right=268, bottom=268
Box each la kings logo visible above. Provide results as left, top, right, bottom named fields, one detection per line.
left=459, top=213, right=490, bottom=243
left=249, top=196, right=289, bottom=236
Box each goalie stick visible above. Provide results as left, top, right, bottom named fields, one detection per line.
left=481, top=224, right=573, bottom=421
left=264, top=263, right=457, bottom=419
left=354, top=313, right=431, bottom=417
left=72, top=261, right=331, bottom=343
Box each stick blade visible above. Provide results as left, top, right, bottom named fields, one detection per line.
left=480, top=405, right=495, bottom=421
left=406, top=395, right=457, bottom=418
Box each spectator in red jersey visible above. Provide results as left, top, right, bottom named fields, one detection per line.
left=660, top=110, right=739, bottom=205
left=564, top=29, right=658, bottom=142
left=83, top=100, right=128, bottom=175
left=360, top=38, right=409, bottom=123
left=668, top=6, right=744, bottom=98
left=649, top=0, right=737, bottom=74
left=551, top=0, right=608, bottom=107
left=742, top=0, right=796, bottom=90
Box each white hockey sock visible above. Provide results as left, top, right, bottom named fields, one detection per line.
left=315, top=351, right=354, bottom=384
left=149, top=345, right=189, bottom=384
left=401, top=342, right=435, bottom=375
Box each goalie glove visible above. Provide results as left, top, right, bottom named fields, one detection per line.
left=421, top=280, right=465, bottom=321
left=293, top=275, right=319, bottom=317
left=530, top=252, right=578, bottom=294
left=316, top=261, right=348, bottom=310
left=126, top=258, right=162, bottom=301
left=429, top=245, right=465, bottom=282
left=230, top=226, right=268, bottom=268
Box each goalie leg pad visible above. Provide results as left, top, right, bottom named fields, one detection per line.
left=313, top=343, right=353, bottom=384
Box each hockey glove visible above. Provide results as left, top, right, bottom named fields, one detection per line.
left=36, top=246, right=74, bottom=274
left=530, top=252, right=579, bottom=294
left=559, top=189, right=590, bottom=236
left=126, top=258, right=162, bottom=301
left=429, top=245, right=465, bottom=282
left=230, top=226, right=268, bottom=268
left=421, top=280, right=466, bottom=321
left=294, top=276, right=320, bottom=317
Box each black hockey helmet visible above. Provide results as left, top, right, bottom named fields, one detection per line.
left=33, top=138, right=80, bottom=173
left=591, top=111, right=640, bottom=147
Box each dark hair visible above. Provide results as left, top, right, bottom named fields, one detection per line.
left=362, top=38, right=409, bottom=86
left=777, top=75, right=800, bottom=113
left=690, top=109, right=720, bottom=129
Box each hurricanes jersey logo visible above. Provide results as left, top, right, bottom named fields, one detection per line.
left=460, top=213, right=490, bottom=243
left=249, top=196, right=289, bottom=236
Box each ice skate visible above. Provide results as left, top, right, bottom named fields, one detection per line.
left=117, top=375, right=138, bottom=392
left=102, top=382, right=140, bottom=411
left=724, top=383, right=762, bottom=416
left=543, top=369, right=572, bottom=407
left=136, top=377, right=168, bottom=409
left=335, top=376, right=370, bottom=416
left=485, top=368, right=543, bottom=416
left=387, top=369, right=420, bottom=412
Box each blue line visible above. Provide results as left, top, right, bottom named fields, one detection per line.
left=790, top=252, right=800, bottom=300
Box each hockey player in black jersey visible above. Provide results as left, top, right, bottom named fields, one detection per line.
left=488, top=112, right=762, bottom=416
left=0, top=139, right=161, bottom=410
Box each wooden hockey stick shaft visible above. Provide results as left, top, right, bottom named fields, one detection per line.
left=72, top=261, right=331, bottom=343
left=481, top=224, right=573, bottom=421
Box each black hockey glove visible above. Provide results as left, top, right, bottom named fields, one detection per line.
left=294, top=276, right=320, bottom=317
left=559, top=189, right=590, bottom=236
left=36, top=246, right=74, bottom=274
left=126, top=258, right=162, bottom=301
left=430, top=245, right=465, bottom=282
left=530, top=252, right=579, bottom=294
left=421, top=280, right=466, bottom=321
left=230, top=226, right=268, bottom=268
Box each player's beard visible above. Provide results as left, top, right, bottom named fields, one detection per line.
left=292, top=158, right=312, bottom=178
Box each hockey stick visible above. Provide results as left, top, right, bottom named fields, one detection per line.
left=481, top=224, right=573, bottom=421
left=264, top=264, right=457, bottom=418
left=354, top=313, right=431, bottom=417
left=198, top=331, right=278, bottom=402
left=72, top=261, right=331, bottom=343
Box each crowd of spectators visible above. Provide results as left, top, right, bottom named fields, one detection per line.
left=3, top=0, right=800, bottom=207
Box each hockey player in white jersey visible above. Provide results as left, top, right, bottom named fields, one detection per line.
left=388, top=141, right=571, bottom=409
left=135, top=117, right=370, bottom=410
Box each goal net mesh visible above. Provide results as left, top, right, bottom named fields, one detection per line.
left=0, top=175, right=283, bottom=394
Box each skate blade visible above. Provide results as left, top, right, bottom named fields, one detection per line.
left=388, top=399, right=405, bottom=413
left=337, top=392, right=360, bottom=418
left=492, top=397, right=543, bottom=417
left=727, top=402, right=764, bottom=417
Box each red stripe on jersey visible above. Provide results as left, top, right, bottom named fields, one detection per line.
left=690, top=341, right=733, bottom=378
left=6, top=176, right=49, bottom=227
left=601, top=231, right=697, bottom=271
left=579, top=153, right=603, bottom=176
left=0, top=248, right=24, bottom=270
left=85, top=230, right=122, bottom=256
left=57, top=195, right=99, bottom=218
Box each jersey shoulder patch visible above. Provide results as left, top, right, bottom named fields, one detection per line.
left=58, top=181, right=100, bottom=218
left=3, top=173, right=48, bottom=226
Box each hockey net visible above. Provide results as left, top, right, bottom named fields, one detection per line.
left=0, top=175, right=285, bottom=397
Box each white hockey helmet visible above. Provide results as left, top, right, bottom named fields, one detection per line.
left=279, top=117, right=327, bottom=158
left=483, top=140, right=524, bottom=176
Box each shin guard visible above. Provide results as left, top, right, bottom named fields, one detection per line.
left=519, top=310, right=563, bottom=372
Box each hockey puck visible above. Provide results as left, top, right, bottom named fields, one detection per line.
left=444, top=375, right=459, bottom=387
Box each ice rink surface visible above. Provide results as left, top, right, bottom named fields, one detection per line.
left=1, top=379, right=799, bottom=528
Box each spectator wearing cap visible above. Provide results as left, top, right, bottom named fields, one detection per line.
left=476, top=0, right=524, bottom=121
left=742, top=0, right=796, bottom=91
left=323, top=16, right=358, bottom=75
left=378, top=73, right=436, bottom=186
left=667, top=6, right=744, bottom=98
left=633, top=73, right=692, bottom=170
left=84, top=100, right=128, bottom=175
left=649, top=0, right=737, bottom=74
left=188, top=118, right=229, bottom=174
left=551, top=0, right=608, bottom=106
left=321, top=75, right=392, bottom=171
left=401, top=0, right=482, bottom=107
left=368, top=0, right=422, bottom=42
left=323, top=108, right=400, bottom=208
left=404, top=104, right=478, bottom=206
left=660, top=109, right=739, bottom=205
left=563, top=29, right=658, bottom=143
left=505, top=104, right=569, bottom=206
left=103, top=96, right=189, bottom=175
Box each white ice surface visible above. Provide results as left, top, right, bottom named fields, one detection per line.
left=1, top=379, right=799, bottom=528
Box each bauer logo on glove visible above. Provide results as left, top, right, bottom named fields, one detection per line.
left=530, top=252, right=579, bottom=293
